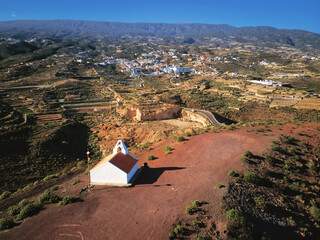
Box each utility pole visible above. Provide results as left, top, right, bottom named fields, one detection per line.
left=86, top=149, right=91, bottom=192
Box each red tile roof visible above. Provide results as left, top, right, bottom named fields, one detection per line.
left=109, top=152, right=138, bottom=174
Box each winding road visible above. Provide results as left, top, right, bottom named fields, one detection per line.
left=184, top=108, right=222, bottom=127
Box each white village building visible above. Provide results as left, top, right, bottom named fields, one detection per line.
left=90, top=140, right=138, bottom=186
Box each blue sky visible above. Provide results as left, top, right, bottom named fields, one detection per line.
left=1, top=0, right=320, bottom=33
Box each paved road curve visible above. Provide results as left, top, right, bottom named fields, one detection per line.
left=184, top=108, right=222, bottom=127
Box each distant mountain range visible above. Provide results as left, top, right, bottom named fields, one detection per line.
left=1, top=20, right=320, bottom=51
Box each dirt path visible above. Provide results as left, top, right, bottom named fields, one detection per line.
left=0, top=129, right=277, bottom=240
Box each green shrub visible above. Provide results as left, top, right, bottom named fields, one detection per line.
left=184, top=131, right=191, bottom=137
left=191, top=200, right=201, bottom=207
left=163, top=146, right=172, bottom=152
left=271, top=145, right=280, bottom=151
left=308, top=162, right=316, bottom=171
left=174, top=224, right=185, bottom=235
left=228, top=170, right=236, bottom=176
left=185, top=205, right=197, bottom=215
left=243, top=172, right=258, bottom=184
left=310, top=206, right=320, bottom=219
left=42, top=174, right=59, bottom=182
left=0, top=191, right=11, bottom=200
left=16, top=203, right=42, bottom=221
left=287, top=147, right=295, bottom=155
left=0, top=218, right=15, bottom=230
left=169, top=231, right=176, bottom=239
left=51, top=185, right=59, bottom=191
left=18, top=199, right=29, bottom=208
left=243, top=151, right=253, bottom=158
left=22, top=183, right=33, bottom=191
left=216, top=183, right=223, bottom=188
left=280, top=135, right=294, bottom=144
left=254, top=197, right=266, bottom=210
left=264, top=154, right=274, bottom=164
left=147, top=155, right=155, bottom=161
left=137, top=142, right=151, bottom=151
left=241, top=157, right=249, bottom=164
left=284, top=161, right=293, bottom=170
left=176, top=136, right=185, bottom=142
left=7, top=205, right=20, bottom=216
left=192, top=220, right=200, bottom=227
left=220, top=203, right=229, bottom=211
left=59, top=195, right=76, bottom=206
left=71, top=178, right=79, bottom=186
left=226, top=209, right=243, bottom=223
left=70, top=166, right=77, bottom=171
left=38, top=190, right=61, bottom=204
left=77, top=161, right=86, bottom=168
left=227, top=125, right=235, bottom=130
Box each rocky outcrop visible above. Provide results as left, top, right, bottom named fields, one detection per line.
left=118, top=105, right=181, bottom=121
left=181, top=109, right=211, bottom=127
left=136, top=105, right=180, bottom=121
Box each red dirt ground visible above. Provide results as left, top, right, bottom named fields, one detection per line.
left=2, top=123, right=317, bottom=240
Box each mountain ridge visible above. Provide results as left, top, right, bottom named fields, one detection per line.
left=0, top=20, right=320, bottom=51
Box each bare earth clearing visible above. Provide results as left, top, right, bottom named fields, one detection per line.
left=0, top=128, right=279, bottom=240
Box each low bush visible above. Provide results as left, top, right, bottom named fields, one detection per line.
left=71, top=179, right=79, bottom=186
left=77, top=160, right=86, bottom=168
left=271, top=145, right=280, bottom=151
left=163, top=146, right=172, bottom=152
left=228, top=170, right=236, bottom=176
left=147, top=155, right=155, bottom=161
left=42, top=174, right=59, bottom=182
left=59, top=195, right=76, bottom=206
left=254, top=197, right=266, bottom=210
left=169, top=231, right=176, bottom=239
left=22, top=183, right=33, bottom=191
left=0, top=191, right=11, bottom=200
left=264, top=154, right=274, bottom=164
left=7, top=205, right=20, bottom=216
left=176, top=136, right=185, bottom=142
left=310, top=206, right=320, bottom=219
left=226, top=209, right=243, bottom=223
left=16, top=203, right=42, bottom=221
left=241, top=157, right=249, bottom=164
left=227, top=125, right=235, bottom=130
left=220, top=203, right=229, bottom=211
left=216, top=183, right=223, bottom=188
left=185, top=205, right=197, bottom=215
left=243, top=151, right=253, bottom=158
left=38, top=190, right=61, bottom=204
left=280, top=135, right=294, bottom=144
left=308, top=162, right=316, bottom=171
left=184, top=131, right=191, bottom=137
left=0, top=218, right=15, bottom=230
left=174, top=224, right=185, bottom=235
left=287, top=147, right=295, bottom=155
left=191, top=200, right=201, bottom=207
left=51, top=185, right=59, bottom=191
left=137, top=142, right=152, bottom=151
left=18, top=199, right=29, bottom=208
left=243, top=172, right=258, bottom=184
